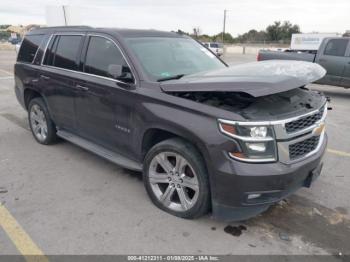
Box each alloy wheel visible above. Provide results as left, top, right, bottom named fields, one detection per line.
left=30, top=104, right=48, bottom=142
left=148, top=152, right=199, bottom=212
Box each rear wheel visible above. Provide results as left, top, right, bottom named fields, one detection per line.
left=143, top=138, right=210, bottom=219
left=28, top=97, right=57, bottom=145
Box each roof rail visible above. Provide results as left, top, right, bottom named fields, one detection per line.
left=38, top=26, right=93, bottom=30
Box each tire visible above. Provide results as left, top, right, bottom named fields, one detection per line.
left=28, top=97, right=57, bottom=145
left=143, top=137, right=210, bottom=219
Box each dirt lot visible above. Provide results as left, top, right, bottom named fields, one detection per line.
left=0, top=50, right=349, bottom=258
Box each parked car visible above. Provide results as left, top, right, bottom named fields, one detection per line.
left=203, top=42, right=224, bottom=56
left=15, top=26, right=328, bottom=221
left=8, top=37, right=21, bottom=45
left=258, top=37, right=350, bottom=88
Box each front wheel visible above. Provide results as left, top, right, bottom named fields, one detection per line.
left=143, top=138, right=210, bottom=219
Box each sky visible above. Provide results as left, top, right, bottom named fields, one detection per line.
left=1, top=0, right=349, bottom=36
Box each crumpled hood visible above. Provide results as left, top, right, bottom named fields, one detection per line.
left=160, top=60, right=326, bottom=97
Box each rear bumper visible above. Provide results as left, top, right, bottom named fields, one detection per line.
left=211, top=133, right=327, bottom=221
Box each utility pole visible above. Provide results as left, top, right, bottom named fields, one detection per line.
left=222, top=9, right=227, bottom=44
left=62, top=5, right=67, bottom=26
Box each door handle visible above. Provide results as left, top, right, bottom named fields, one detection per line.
left=40, top=75, right=50, bottom=80
left=76, top=84, right=89, bottom=91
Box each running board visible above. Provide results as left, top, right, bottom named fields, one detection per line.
left=57, top=130, right=142, bottom=171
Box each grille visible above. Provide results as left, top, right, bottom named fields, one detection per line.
left=285, top=106, right=324, bottom=133
left=289, top=136, right=320, bottom=160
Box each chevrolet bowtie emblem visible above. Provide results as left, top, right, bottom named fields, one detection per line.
left=313, top=123, right=325, bottom=136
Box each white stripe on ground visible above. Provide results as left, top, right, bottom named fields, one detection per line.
left=0, top=76, right=14, bottom=80
left=0, top=68, right=13, bottom=76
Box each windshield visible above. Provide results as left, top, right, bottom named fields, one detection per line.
left=126, top=37, right=226, bottom=81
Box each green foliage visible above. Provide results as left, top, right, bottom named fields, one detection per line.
left=212, top=32, right=234, bottom=43
left=266, top=21, right=300, bottom=42
left=194, top=32, right=235, bottom=44
left=235, top=29, right=268, bottom=43
left=0, top=31, right=11, bottom=40
left=343, top=31, right=350, bottom=37
left=0, top=24, right=11, bottom=29
left=0, top=24, right=12, bottom=40
left=177, top=20, right=301, bottom=44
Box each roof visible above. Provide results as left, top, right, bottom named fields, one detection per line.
left=27, top=26, right=183, bottom=38
left=102, top=28, right=182, bottom=38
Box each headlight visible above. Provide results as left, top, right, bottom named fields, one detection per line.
left=218, top=120, right=277, bottom=162
left=250, top=126, right=267, bottom=138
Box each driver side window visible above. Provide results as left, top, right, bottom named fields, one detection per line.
left=324, top=39, right=348, bottom=57
left=84, top=36, right=133, bottom=82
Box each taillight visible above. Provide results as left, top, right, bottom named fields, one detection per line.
left=257, top=53, right=261, bottom=61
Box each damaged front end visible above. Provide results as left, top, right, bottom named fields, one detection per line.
left=162, top=60, right=327, bottom=121
left=159, top=60, right=328, bottom=220
left=161, top=60, right=328, bottom=164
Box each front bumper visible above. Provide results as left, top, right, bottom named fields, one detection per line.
left=211, top=133, right=327, bottom=221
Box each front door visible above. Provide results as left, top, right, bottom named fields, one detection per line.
left=340, top=46, right=350, bottom=88
left=74, top=34, right=136, bottom=155
left=318, top=38, right=349, bottom=86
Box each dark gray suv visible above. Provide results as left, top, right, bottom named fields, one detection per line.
left=15, top=26, right=328, bottom=221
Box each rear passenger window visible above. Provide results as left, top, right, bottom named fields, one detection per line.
left=84, top=36, right=133, bottom=82
left=43, top=36, right=59, bottom=66
left=324, top=39, right=349, bottom=57
left=43, top=35, right=82, bottom=70
left=17, top=35, right=44, bottom=63
left=53, top=35, right=82, bottom=70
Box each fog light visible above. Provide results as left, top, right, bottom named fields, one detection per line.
left=250, top=126, right=267, bottom=138
left=247, top=193, right=261, bottom=200
left=246, top=143, right=266, bottom=152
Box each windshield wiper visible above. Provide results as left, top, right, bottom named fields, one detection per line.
left=157, top=74, right=185, bottom=82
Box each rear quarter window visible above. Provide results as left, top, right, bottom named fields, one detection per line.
left=17, top=35, right=44, bottom=63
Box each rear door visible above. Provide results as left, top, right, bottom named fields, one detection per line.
left=40, top=34, right=85, bottom=131
left=317, top=38, right=349, bottom=86
left=340, top=41, right=350, bottom=88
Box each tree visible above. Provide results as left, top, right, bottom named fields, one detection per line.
left=212, top=32, right=234, bottom=43
left=235, top=29, right=268, bottom=43
left=0, top=31, right=11, bottom=40
left=343, top=31, right=350, bottom=37
left=266, top=21, right=300, bottom=42
left=175, top=29, right=188, bottom=36
left=174, top=20, right=301, bottom=44
left=0, top=24, right=11, bottom=30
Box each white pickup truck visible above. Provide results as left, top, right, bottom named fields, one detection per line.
left=203, top=42, right=223, bottom=56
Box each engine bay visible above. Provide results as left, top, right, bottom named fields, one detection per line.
left=170, top=87, right=325, bottom=120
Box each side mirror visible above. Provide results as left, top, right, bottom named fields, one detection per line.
left=108, top=64, right=123, bottom=79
